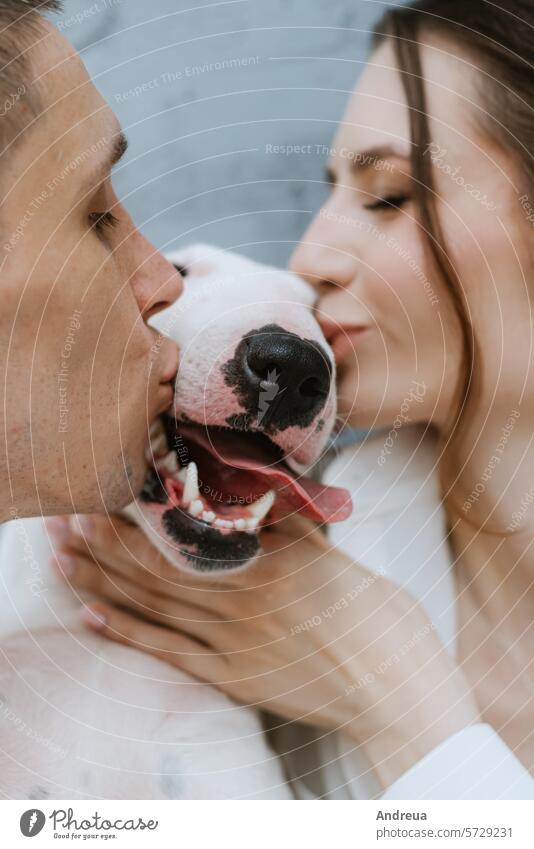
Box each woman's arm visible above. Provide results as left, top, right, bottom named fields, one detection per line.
left=48, top=512, right=481, bottom=791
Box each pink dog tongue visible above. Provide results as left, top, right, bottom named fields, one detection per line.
left=180, top=425, right=352, bottom=524
left=254, top=465, right=352, bottom=523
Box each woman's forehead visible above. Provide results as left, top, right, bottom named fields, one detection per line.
left=336, top=39, right=479, bottom=161
left=336, top=43, right=411, bottom=153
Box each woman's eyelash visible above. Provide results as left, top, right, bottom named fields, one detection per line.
left=88, top=211, right=120, bottom=234
left=364, top=194, right=410, bottom=211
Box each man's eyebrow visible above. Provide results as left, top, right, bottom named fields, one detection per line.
left=109, top=129, right=129, bottom=168
left=325, top=144, right=411, bottom=183
left=78, top=128, right=129, bottom=193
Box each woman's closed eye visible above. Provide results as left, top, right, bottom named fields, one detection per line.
left=363, top=193, right=410, bottom=212
left=89, top=210, right=120, bottom=237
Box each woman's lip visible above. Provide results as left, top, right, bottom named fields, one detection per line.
left=330, top=328, right=369, bottom=364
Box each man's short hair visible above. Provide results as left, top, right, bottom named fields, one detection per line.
left=0, top=1, right=63, bottom=150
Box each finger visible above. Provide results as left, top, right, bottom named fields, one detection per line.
left=49, top=513, right=185, bottom=588
left=46, top=514, right=139, bottom=568
left=49, top=514, right=250, bottom=618
left=54, top=552, right=223, bottom=635
left=73, top=515, right=232, bottom=595
left=68, top=514, right=157, bottom=568
left=81, top=603, right=228, bottom=684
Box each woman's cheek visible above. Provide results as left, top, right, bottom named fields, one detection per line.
left=364, top=237, right=429, bottom=336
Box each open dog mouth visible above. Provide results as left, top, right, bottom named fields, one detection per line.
left=141, top=415, right=351, bottom=537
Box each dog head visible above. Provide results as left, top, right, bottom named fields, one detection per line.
left=129, top=244, right=351, bottom=574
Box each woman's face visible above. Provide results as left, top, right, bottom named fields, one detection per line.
left=290, top=39, right=532, bottom=431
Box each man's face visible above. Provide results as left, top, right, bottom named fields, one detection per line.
left=1, top=23, right=183, bottom=519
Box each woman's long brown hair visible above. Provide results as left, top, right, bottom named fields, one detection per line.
left=373, top=0, right=534, bottom=524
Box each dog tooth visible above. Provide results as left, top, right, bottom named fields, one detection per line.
left=249, top=490, right=276, bottom=522
left=202, top=510, right=216, bottom=524
left=214, top=518, right=234, bottom=530
left=188, top=499, right=204, bottom=517
left=246, top=517, right=259, bottom=531
left=149, top=419, right=165, bottom=438
left=165, top=451, right=178, bottom=472
left=150, top=432, right=167, bottom=458
left=176, top=466, right=188, bottom=483
left=183, top=461, right=200, bottom=505
left=234, top=518, right=247, bottom=531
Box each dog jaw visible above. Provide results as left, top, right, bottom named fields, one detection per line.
left=131, top=244, right=348, bottom=575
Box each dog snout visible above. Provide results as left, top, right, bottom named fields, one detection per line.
left=236, top=323, right=332, bottom=430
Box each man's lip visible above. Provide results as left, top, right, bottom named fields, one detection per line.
left=157, top=382, right=175, bottom=412
left=155, top=336, right=180, bottom=384
left=160, top=358, right=179, bottom=384
left=330, top=327, right=368, bottom=364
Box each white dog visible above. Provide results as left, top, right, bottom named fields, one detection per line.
left=0, top=244, right=356, bottom=800
left=0, top=245, right=451, bottom=800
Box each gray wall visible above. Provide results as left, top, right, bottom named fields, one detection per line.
left=59, top=0, right=398, bottom=266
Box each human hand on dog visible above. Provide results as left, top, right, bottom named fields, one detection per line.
left=47, top=513, right=480, bottom=790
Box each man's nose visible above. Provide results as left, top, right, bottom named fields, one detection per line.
left=129, top=231, right=184, bottom=320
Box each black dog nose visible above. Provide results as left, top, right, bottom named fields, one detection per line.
left=226, top=323, right=332, bottom=431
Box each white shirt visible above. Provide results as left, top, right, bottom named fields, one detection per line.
left=272, top=425, right=534, bottom=800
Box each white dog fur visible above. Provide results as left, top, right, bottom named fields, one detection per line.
left=0, top=245, right=451, bottom=800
